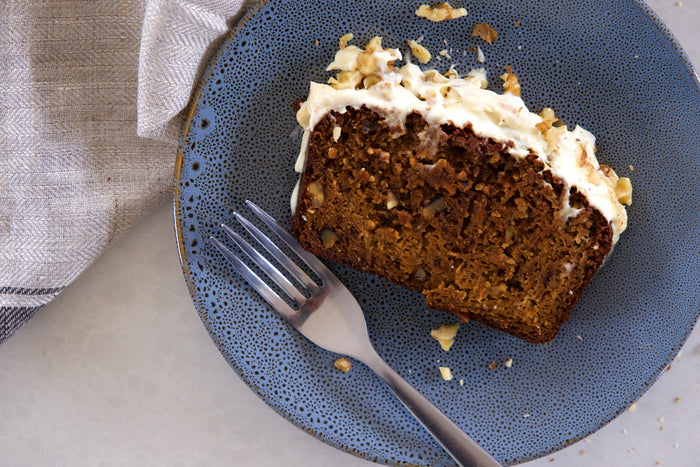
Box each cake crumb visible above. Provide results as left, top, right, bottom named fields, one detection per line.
left=628, top=448, right=635, bottom=454
left=579, top=450, right=585, bottom=456
left=673, top=397, right=680, bottom=404
left=523, top=413, right=531, bottom=418
left=476, top=46, right=485, bottom=63
left=622, top=428, right=628, bottom=434
left=459, top=379, right=464, bottom=386
left=439, top=366, right=453, bottom=380
left=430, top=323, right=460, bottom=351
left=407, top=40, right=432, bottom=64
left=415, top=3, right=468, bottom=22
left=315, top=38, right=320, bottom=46
left=334, top=357, right=352, bottom=372
left=488, top=360, right=498, bottom=370
left=629, top=164, right=634, bottom=171
left=658, top=416, right=665, bottom=422
left=515, top=20, right=521, bottom=27
left=576, top=334, right=583, bottom=341
left=675, top=1, right=682, bottom=6
left=472, top=23, right=498, bottom=44
left=504, top=358, right=513, bottom=368
left=628, top=403, right=637, bottom=411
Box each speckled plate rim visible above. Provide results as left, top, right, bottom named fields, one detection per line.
left=172, top=1, right=700, bottom=465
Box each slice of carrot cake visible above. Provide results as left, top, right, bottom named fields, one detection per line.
left=291, top=37, right=631, bottom=343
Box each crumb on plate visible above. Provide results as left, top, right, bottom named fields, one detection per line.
left=472, top=23, right=498, bottom=44
left=439, top=366, right=453, bottom=380
left=430, top=323, right=459, bottom=351
left=334, top=357, right=352, bottom=372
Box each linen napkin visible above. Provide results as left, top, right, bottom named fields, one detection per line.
left=0, top=0, right=250, bottom=344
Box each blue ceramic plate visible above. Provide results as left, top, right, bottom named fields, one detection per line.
left=174, top=1, right=700, bottom=465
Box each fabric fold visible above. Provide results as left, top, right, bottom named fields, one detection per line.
left=0, top=0, right=249, bottom=344
left=137, top=0, right=248, bottom=142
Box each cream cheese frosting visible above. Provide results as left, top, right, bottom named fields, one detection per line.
left=295, top=37, right=631, bottom=243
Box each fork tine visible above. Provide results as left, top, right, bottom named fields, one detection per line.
left=220, top=224, right=307, bottom=305
left=234, top=212, right=320, bottom=293
left=245, top=200, right=334, bottom=283
left=210, top=236, right=297, bottom=318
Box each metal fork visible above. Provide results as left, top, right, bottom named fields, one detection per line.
left=210, top=200, right=501, bottom=467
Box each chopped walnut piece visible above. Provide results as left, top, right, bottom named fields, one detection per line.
left=540, top=107, right=556, bottom=122
left=357, top=52, right=378, bottom=75
left=386, top=191, right=399, bottom=209
left=365, top=36, right=383, bottom=52
left=615, top=177, right=633, bottom=205
left=536, top=107, right=564, bottom=133
left=415, top=3, right=467, bottom=22
left=332, top=126, right=342, bottom=142
left=424, top=69, right=449, bottom=83
left=438, top=366, right=453, bottom=380
left=407, top=39, right=432, bottom=64
left=472, top=23, right=498, bottom=44
left=320, top=229, right=338, bottom=247
left=328, top=70, right=363, bottom=90
left=334, top=357, right=352, bottom=372
left=430, top=323, right=460, bottom=351
left=338, top=33, right=354, bottom=48
left=307, top=182, right=325, bottom=209
left=500, top=67, right=521, bottom=96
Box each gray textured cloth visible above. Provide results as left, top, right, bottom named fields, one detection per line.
left=0, top=0, right=248, bottom=344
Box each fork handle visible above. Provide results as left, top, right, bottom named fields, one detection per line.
left=361, top=352, right=502, bottom=467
